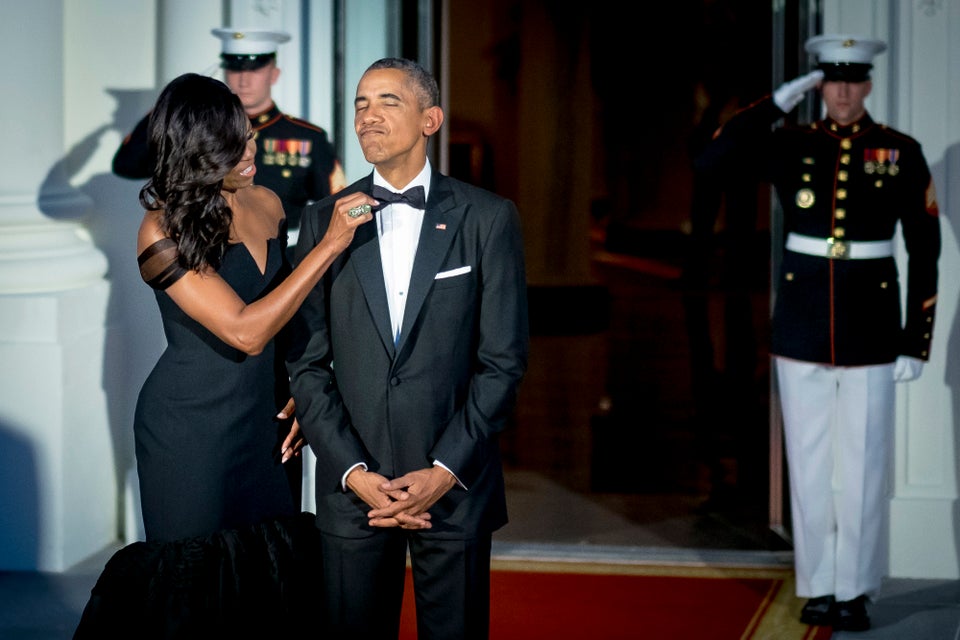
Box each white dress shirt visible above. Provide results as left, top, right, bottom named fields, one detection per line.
left=374, top=161, right=432, bottom=345
left=341, top=161, right=460, bottom=490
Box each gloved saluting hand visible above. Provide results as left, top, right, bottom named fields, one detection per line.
left=773, top=69, right=825, bottom=113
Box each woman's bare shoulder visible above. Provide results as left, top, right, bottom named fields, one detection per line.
left=137, top=210, right=167, bottom=254
left=248, top=185, right=284, bottom=219
left=234, top=185, right=286, bottom=237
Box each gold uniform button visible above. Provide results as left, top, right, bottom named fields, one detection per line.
left=834, top=228, right=846, bottom=238
left=839, top=170, right=848, bottom=181
left=841, top=155, right=851, bottom=165
left=922, top=351, right=929, bottom=358
left=835, top=208, right=846, bottom=220
left=803, top=157, right=815, bottom=164
left=875, top=180, right=883, bottom=188
left=837, top=188, right=847, bottom=199
left=841, top=139, right=852, bottom=149
left=924, top=333, right=931, bottom=339
left=880, top=282, right=888, bottom=288
left=852, top=124, right=860, bottom=133
left=802, top=173, right=812, bottom=182
left=785, top=272, right=794, bottom=281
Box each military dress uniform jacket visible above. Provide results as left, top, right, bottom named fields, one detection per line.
left=113, top=102, right=345, bottom=230
left=696, top=97, right=940, bottom=366
left=247, top=102, right=345, bottom=230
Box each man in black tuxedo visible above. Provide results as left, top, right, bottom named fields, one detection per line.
left=287, top=57, right=529, bottom=639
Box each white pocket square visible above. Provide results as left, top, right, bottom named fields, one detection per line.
left=435, top=265, right=471, bottom=279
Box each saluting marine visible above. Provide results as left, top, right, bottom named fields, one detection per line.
left=696, top=34, right=940, bottom=633
left=114, top=28, right=346, bottom=244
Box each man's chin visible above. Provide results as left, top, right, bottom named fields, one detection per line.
left=360, top=147, right=385, bottom=164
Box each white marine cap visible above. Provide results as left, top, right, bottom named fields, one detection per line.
left=804, top=34, right=887, bottom=81
left=211, top=28, right=291, bottom=70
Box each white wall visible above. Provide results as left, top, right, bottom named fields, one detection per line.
left=823, top=0, right=960, bottom=579
left=52, top=0, right=392, bottom=553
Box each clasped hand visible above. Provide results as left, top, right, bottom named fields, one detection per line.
left=348, top=466, right=457, bottom=530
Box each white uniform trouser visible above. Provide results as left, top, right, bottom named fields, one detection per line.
left=775, top=357, right=894, bottom=602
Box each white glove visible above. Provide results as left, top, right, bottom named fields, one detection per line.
left=773, top=69, right=825, bottom=113
left=893, top=356, right=924, bottom=382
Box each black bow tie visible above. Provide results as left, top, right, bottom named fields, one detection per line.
left=372, top=185, right=426, bottom=210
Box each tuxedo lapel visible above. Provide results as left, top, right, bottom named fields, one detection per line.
left=351, top=237, right=396, bottom=354
left=346, top=177, right=395, bottom=355
left=397, top=176, right=465, bottom=352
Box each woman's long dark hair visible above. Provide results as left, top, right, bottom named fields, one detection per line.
left=139, top=73, right=249, bottom=271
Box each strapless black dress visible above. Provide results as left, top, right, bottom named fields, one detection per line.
left=134, top=231, right=296, bottom=542
left=75, top=225, right=320, bottom=637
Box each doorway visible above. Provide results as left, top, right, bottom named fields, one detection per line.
left=419, top=0, right=802, bottom=551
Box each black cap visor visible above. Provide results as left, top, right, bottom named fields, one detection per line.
left=221, top=53, right=275, bottom=72
left=818, top=62, right=872, bottom=83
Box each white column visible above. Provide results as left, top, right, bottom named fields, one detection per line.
left=342, top=0, right=391, bottom=183
left=158, top=0, right=223, bottom=81
left=824, top=0, right=960, bottom=579
left=112, top=0, right=223, bottom=544
left=0, top=0, right=112, bottom=571
left=887, top=0, right=960, bottom=581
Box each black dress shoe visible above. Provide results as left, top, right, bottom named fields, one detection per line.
left=834, top=595, right=871, bottom=631
left=800, top=595, right=836, bottom=625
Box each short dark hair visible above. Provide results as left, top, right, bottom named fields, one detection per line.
left=365, top=57, right=440, bottom=110
left=140, top=73, right=248, bottom=271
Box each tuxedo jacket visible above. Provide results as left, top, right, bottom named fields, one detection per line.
left=287, top=170, right=529, bottom=539
left=697, top=97, right=940, bottom=366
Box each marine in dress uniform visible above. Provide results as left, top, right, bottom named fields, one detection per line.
left=696, top=34, right=940, bottom=632
left=113, top=28, right=346, bottom=241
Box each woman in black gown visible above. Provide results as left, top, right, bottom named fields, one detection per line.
left=75, top=73, right=377, bottom=637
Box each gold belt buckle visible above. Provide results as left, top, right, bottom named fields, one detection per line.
left=827, top=237, right=848, bottom=259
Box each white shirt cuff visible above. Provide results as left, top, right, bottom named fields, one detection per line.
left=433, top=460, right=466, bottom=490
left=342, top=462, right=367, bottom=491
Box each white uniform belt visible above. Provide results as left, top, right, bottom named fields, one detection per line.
left=785, top=233, right=894, bottom=260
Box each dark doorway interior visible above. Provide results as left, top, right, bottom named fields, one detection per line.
left=443, top=1, right=787, bottom=551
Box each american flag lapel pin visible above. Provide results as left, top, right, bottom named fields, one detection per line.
left=435, top=223, right=446, bottom=230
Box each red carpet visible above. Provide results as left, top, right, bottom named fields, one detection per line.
left=399, top=559, right=833, bottom=639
